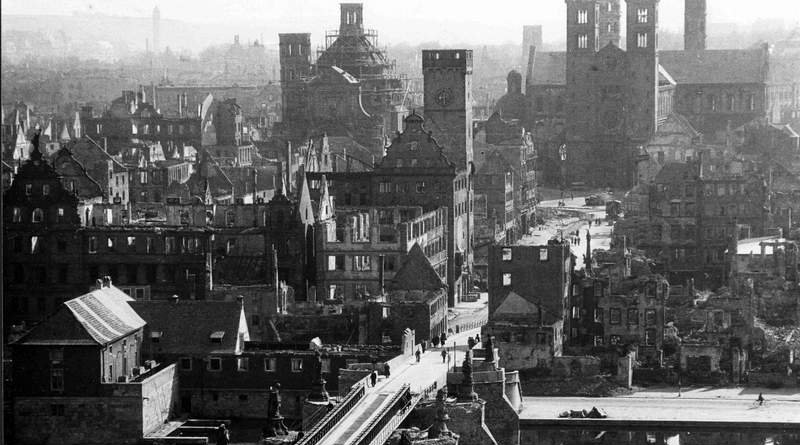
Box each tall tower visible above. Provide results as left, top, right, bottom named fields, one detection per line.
left=522, top=25, right=543, bottom=62
left=625, top=0, right=659, bottom=140
left=598, top=0, right=621, bottom=47
left=565, top=0, right=600, bottom=139
left=152, top=6, right=160, bottom=53
left=339, top=3, right=364, bottom=36
left=422, top=50, right=474, bottom=171
left=278, top=33, right=312, bottom=125
left=684, top=0, right=707, bottom=51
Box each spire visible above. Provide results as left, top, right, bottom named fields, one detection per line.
left=43, top=119, right=53, bottom=139
left=59, top=122, right=71, bottom=142
left=319, top=174, right=332, bottom=220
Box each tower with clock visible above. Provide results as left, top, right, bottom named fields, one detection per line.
left=422, top=50, right=474, bottom=172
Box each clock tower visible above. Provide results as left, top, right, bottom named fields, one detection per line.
left=422, top=49, right=473, bottom=172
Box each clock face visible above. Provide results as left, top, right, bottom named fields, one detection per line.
left=435, top=88, right=453, bottom=107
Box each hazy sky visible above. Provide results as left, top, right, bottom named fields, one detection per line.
left=3, top=0, right=799, bottom=46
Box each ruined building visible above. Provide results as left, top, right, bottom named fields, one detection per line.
left=278, top=3, right=406, bottom=151
left=526, top=0, right=797, bottom=188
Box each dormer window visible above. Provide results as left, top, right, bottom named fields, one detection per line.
left=210, top=331, right=225, bottom=343
left=150, top=331, right=163, bottom=343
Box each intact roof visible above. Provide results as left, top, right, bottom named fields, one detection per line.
left=659, top=49, right=768, bottom=84
left=388, top=243, right=445, bottom=291
left=15, top=286, right=145, bottom=346
left=529, top=51, right=566, bottom=85
left=130, top=300, right=246, bottom=355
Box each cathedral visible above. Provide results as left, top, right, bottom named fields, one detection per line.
left=277, top=4, right=406, bottom=154
left=517, top=0, right=796, bottom=189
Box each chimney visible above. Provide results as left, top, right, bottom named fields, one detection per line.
left=102, top=276, right=112, bottom=288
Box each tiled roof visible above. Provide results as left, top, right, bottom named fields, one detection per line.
left=529, top=51, right=566, bottom=85
left=659, top=49, right=768, bottom=85
left=15, top=286, right=144, bottom=346
left=388, top=243, right=445, bottom=291
left=130, top=300, right=247, bottom=355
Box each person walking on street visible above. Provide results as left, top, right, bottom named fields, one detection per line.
left=384, top=363, right=391, bottom=377
left=757, top=393, right=765, bottom=406
left=421, top=341, right=427, bottom=354
left=440, top=332, right=447, bottom=345
left=415, top=349, right=421, bottom=363
left=475, top=333, right=481, bottom=344
left=467, top=336, right=475, bottom=349
left=370, top=370, right=377, bottom=387
left=441, top=349, right=447, bottom=363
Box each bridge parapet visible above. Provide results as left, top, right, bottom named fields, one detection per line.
left=297, top=381, right=366, bottom=445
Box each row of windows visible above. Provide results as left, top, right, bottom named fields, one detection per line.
left=184, top=356, right=318, bottom=373
left=598, top=329, right=658, bottom=346
left=11, top=207, right=66, bottom=223
left=605, top=308, right=658, bottom=326
left=698, top=94, right=756, bottom=113
left=125, top=122, right=195, bottom=136
left=87, top=235, right=203, bottom=255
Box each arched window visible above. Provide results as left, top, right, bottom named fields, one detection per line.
left=32, top=208, right=44, bottom=223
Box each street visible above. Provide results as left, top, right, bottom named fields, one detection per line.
left=520, top=395, right=800, bottom=424
left=521, top=197, right=613, bottom=270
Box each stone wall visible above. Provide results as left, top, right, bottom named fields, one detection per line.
left=410, top=400, right=498, bottom=445
left=140, top=363, right=179, bottom=435
left=12, top=364, right=177, bottom=445
left=551, top=356, right=601, bottom=378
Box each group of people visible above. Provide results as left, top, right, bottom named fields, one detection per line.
left=368, top=363, right=392, bottom=387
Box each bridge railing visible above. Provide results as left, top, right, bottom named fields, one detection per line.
left=352, top=384, right=413, bottom=445
left=296, top=381, right=367, bottom=445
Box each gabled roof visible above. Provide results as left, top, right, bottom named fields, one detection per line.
left=388, top=243, right=445, bottom=291
left=130, top=300, right=248, bottom=355
left=659, top=49, right=768, bottom=85
left=15, top=286, right=145, bottom=346
left=493, top=291, right=540, bottom=316
left=492, top=290, right=560, bottom=325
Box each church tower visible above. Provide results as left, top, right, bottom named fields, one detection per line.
left=278, top=33, right=312, bottom=126
left=598, top=0, right=621, bottom=47
left=339, top=3, right=364, bottom=36
left=625, top=0, right=659, bottom=140
left=684, top=0, right=707, bottom=51
left=565, top=0, right=600, bottom=140
left=422, top=50, right=474, bottom=171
